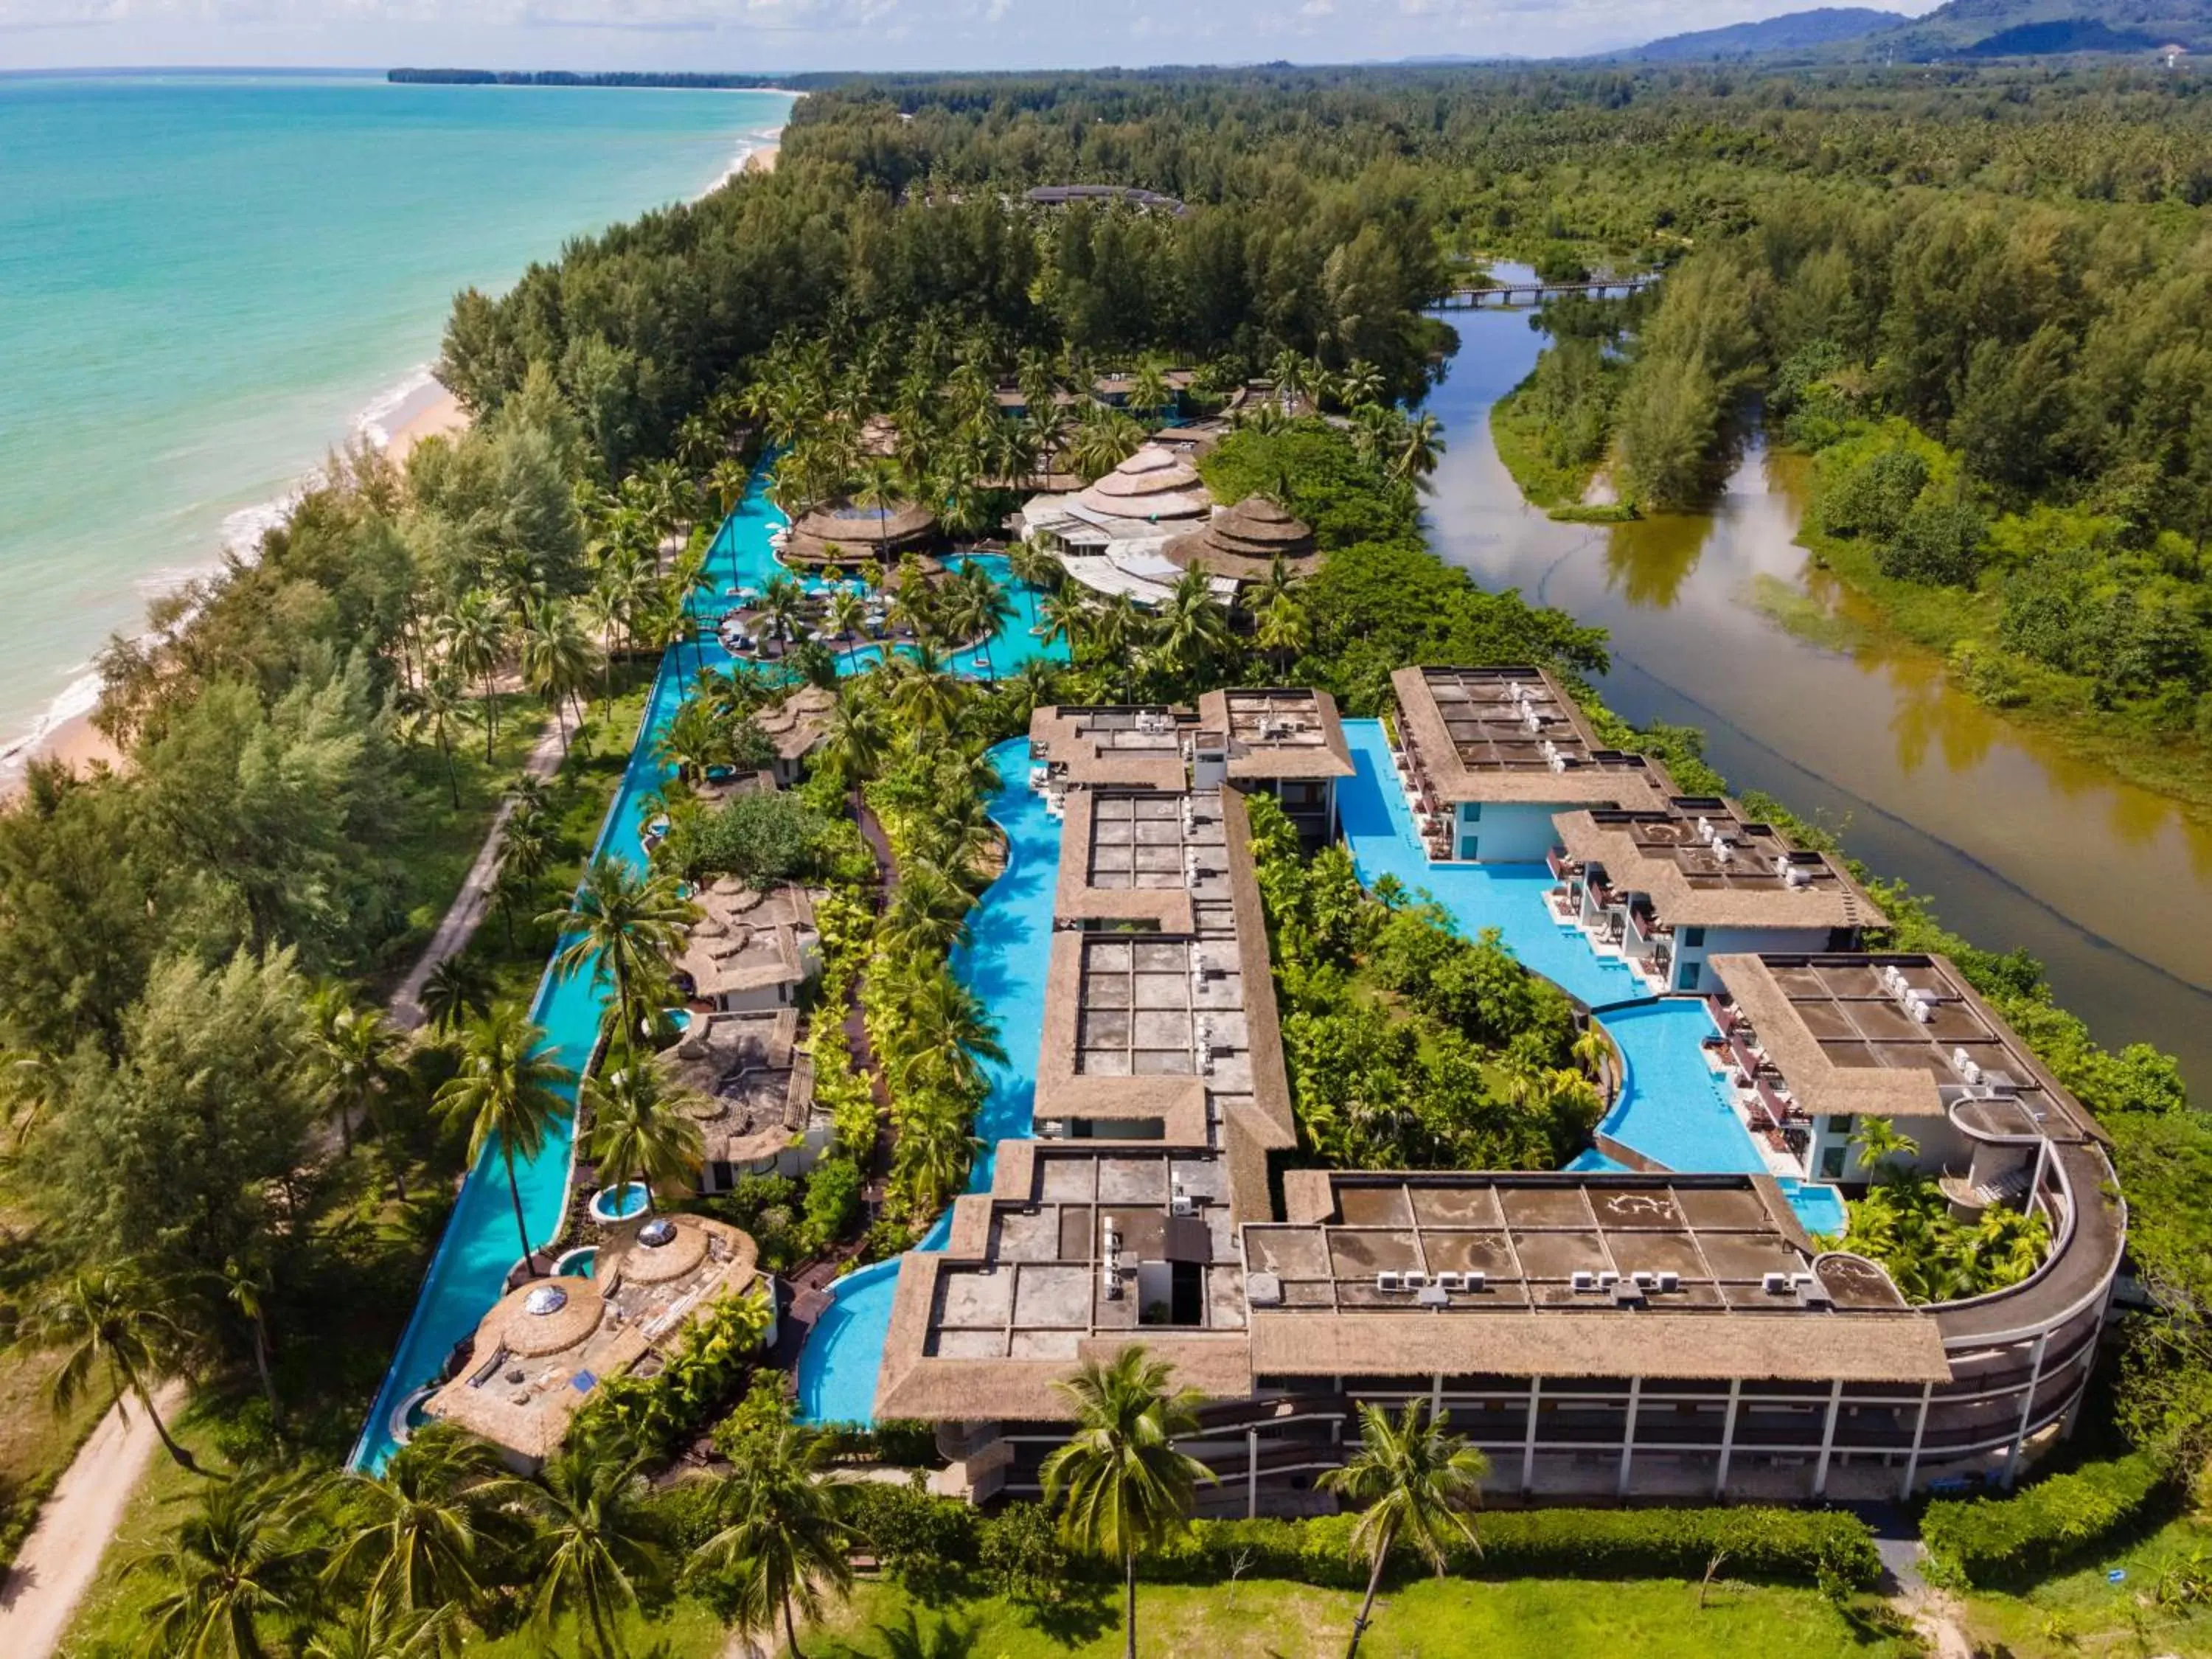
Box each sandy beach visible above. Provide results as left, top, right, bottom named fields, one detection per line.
left=745, top=142, right=779, bottom=174
left=1, top=381, right=472, bottom=799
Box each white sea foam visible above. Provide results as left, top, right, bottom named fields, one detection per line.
left=354, top=364, right=441, bottom=449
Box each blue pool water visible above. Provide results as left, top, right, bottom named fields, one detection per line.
left=589, top=1180, right=651, bottom=1222
left=1596, top=1000, right=1767, bottom=1176
left=352, top=471, right=1059, bottom=1470
left=1780, top=1178, right=1849, bottom=1239
left=1338, top=720, right=1640, bottom=1008
left=794, top=737, right=1064, bottom=1425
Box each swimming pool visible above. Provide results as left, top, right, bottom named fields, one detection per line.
left=1596, top=999, right=1768, bottom=1176
left=794, top=736, right=1063, bottom=1425
left=351, top=469, right=1061, bottom=1471
left=1337, top=720, right=1641, bottom=1009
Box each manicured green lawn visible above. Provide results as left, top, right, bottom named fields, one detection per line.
left=1957, top=1512, right=2212, bottom=1658
left=804, top=1574, right=1907, bottom=1659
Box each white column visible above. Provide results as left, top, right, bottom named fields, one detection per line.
left=1431, top=1372, right=1444, bottom=1422
left=1899, top=1382, right=1934, bottom=1501
left=2003, top=1333, right=2051, bottom=1489
left=1521, top=1378, right=1543, bottom=1495
left=1617, top=1377, right=1643, bottom=1498
left=1247, top=1429, right=1259, bottom=1519
left=1714, top=1379, right=1742, bottom=1498
left=1812, top=1380, right=1845, bottom=1499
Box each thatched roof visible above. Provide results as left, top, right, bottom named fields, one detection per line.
left=785, top=499, right=938, bottom=562
left=1161, top=496, right=1321, bottom=583
left=1072, top=447, right=1211, bottom=521
left=754, top=686, right=836, bottom=761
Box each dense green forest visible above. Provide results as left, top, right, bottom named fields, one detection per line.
left=9, top=59, right=2212, bottom=1658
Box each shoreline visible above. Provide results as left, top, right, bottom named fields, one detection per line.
left=0, top=108, right=784, bottom=799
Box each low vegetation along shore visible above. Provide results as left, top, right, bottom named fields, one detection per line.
left=6, top=59, right=2212, bottom=1659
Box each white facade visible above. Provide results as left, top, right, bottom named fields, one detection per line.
left=1450, top=800, right=1563, bottom=863
left=1668, top=925, right=1835, bottom=997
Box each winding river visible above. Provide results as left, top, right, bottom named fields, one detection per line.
left=1422, top=296, right=2212, bottom=1093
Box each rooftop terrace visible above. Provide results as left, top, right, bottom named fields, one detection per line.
left=1197, top=686, right=1354, bottom=782
left=1391, top=666, right=1670, bottom=808
left=1710, top=953, right=2102, bottom=1135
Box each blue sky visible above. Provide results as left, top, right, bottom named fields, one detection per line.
left=0, top=0, right=1921, bottom=72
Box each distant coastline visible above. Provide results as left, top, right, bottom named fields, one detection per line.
left=389, top=69, right=794, bottom=90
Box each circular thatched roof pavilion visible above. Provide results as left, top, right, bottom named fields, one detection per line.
left=1161, top=495, right=1321, bottom=583
left=785, top=499, right=939, bottom=564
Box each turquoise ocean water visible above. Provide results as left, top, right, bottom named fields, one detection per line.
left=0, top=73, right=792, bottom=764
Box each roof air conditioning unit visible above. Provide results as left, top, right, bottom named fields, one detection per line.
left=1761, top=1272, right=1792, bottom=1294
left=1596, top=1270, right=1620, bottom=1289
left=1656, top=1270, right=1680, bottom=1292
left=1376, top=1271, right=1402, bottom=1293
left=1571, top=1270, right=1597, bottom=1292
left=1403, top=1271, right=1427, bottom=1290
left=1464, top=1270, right=1486, bottom=1292
left=1632, top=1270, right=1657, bottom=1288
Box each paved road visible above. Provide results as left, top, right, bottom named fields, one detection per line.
left=389, top=714, right=566, bottom=1030
left=0, top=1382, right=189, bottom=1659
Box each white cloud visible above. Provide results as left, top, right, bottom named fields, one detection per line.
left=0, top=0, right=1927, bottom=69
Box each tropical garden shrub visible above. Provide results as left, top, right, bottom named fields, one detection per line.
left=1921, top=1451, right=2169, bottom=1586
left=567, top=1285, right=773, bottom=1457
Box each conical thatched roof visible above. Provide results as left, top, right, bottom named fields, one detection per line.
left=1073, top=445, right=1211, bottom=521
left=1161, top=495, right=1321, bottom=582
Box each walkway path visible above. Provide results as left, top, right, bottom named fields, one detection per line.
left=0, top=1381, right=189, bottom=1659
left=389, top=713, right=566, bottom=1030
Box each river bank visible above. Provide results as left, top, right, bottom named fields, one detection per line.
left=1426, top=298, right=2212, bottom=1092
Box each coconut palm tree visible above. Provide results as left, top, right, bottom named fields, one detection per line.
left=518, top=602, right=599, bottom=751
left=1039, top=588, right=1091, bottom=658
left=1130, top=358, right=1173, bottom=424
left=888, top=1088, right=983, bottom=1216
left=405, top=673, right=467, bottom=808
left=514, top=1439, right=667, bottom=1659
left=1157, top=569, right=1233, bottom=688
left=29, top=1262, right=206, bottom=1475
left=882, top=861, right=975, bottom=959
left=1392, top=412, right=1446, bottom=488
left=890, top=967, right=1005, bottom=1102
left=582, top=1059, right=706, bottom=1211
left=132, top=1471, right=310, bottom=1659
left=886, top=644, right=968, bottom=737
left=1255, top=593, right=1311, bottom=680
left=818, top=691, right=888, bottom=804
left=852, top=455, right=906, bottom=552
left=307, top=984, right=406, bottom=1164
left=302, top=1593, right=457, bottom=1659
left=705, top=458, right=752, bottom=526
left=213, top=1254, right=283, bottom=1426
left=694, top=1418, right=853, bottom=1658
left=1004, top=538, right=1058, bottom=620
left=1319, top=1401, right=1490, bottom=1658
left=435, top=589, right=509, bottom=761
left=1040, top=1347, right=1215, bottom=1659
left=420, top=955, right=495, bottom=1038
left=1268, top=349, right=1317, bottom=414
left=952, top=565, right=1015, bottom=682
left=825, top=587, right=870, bottom=670
left=655, top=694, right=731, bottom=787
left=757, top=575, right=808, bottom=653
left=434, top=1006, right=574, bottom=1278
left=996, top=658, right=1067, bottom=731
left=321, top=1427, right=515, bottom=1617
left=542, top=860, right=699, bottom=1060
left=1851, top=1116, right=1919, bottom=1185
left=1332, top=358, right=1385, bottom=411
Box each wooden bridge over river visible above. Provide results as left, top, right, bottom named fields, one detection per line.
left=1436, top=274, right=1658, bottom=308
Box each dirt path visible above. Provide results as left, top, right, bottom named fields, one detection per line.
left=389, top=713, right=566, bottom=1031
left=0, top=1381, right=189, bottom=1659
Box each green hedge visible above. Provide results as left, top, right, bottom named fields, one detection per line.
left=1146, top=1508, right=1879, bottom=1591
left=1921, top=1452, right=2169, bottom=1587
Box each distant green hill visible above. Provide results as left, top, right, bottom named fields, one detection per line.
left=1607, top=0, right=2210, bottom=62
left=1610, top=8, right=1906, bottom=61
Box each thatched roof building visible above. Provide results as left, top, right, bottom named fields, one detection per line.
left=1161, top=495, right=1321, bottom=584
left=1071, top=446, right=1211, bottom=523
left=422, top=1215, right=766, bottom=1469
left=785, top=499, right=938, bottom=564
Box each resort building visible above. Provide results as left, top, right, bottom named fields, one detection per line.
left=779, top=499, right=938, bottom=566
left=663, top=1006, right=827, bottom=1189
left=671, top=879, right=821, bottom=1012
left=1389, top=666, right=1671, bottom=862
left=1029, top=691, right=1354, bottom=844
left=1547, top=796, right=1885, bottom=996
left=753, top=685, right=836, bottom=787
left=870, top=689, right=2127, bottom=1513
left=1161, top=496, right=1323, bottom=595
left=1020, top=447, right=1232, bottom=609
left=424, top=1214, right=771, bottom=1472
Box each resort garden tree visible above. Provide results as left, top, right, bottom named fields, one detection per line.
left=692, top=1412, right=853, bottom=1658
left=320, top=1426, right=518, bottom=1618
left=1040, top=1346, right=1215, bottom=1659
left=135, top=1470, right=313, bottom=1656
left=434, top=1006, right=575, bottom=1278
left=27, top=1262, right=206, bottom=1476
left=435, top=588, right=510, bottom=761
left=306, top=984, right=408, bottom=1167
left=514, top=1439, right=669, bottom=1659
left=1319, top=1402, right=1491, bottom=1658
left=543, top=860, right=699, bottom=1057
left=582, top=1058, right=707, bottom=1213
